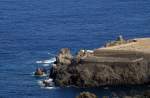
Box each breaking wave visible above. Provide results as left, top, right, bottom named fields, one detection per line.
left=37, top=79, right=57, bottom=90
left=36, top=57, right=56, bottom=66
left=44, top=86, right=57, bottom=89
left=37, top=80, right=45, bottom=87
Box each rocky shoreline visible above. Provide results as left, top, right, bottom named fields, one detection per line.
left=35, top=36, right=150, bottom=88
left=49, top=48, right=150, bottom=87
left=76, top=90, right=150, bottom=98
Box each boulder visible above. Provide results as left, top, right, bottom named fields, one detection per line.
left=76, top=92, right=98, bottom=98
left=34, top=68, right=44, bottom=76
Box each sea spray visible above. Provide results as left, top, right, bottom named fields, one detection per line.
left=37, top=78, right=56, bottom=89
left=36, top=57, right=56, bottom=64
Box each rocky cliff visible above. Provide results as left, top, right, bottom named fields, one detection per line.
left=49, top=38, right=150, bottom=87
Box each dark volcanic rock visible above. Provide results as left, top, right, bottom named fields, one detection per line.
left=50, top=48, right=150, bottom=87
left=34, top=68, right=45, bottom=76
left=143, top=90, right=150, bottom=96
left=76, top=92, right=98, bottom=98
left=121, top=90, right=150, bottom=98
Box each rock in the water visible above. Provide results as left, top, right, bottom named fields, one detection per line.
left=56, top=48, right=73, bottom=65
left=34, top=68, right=45, bottom=76
left=76, top=92, right=98, bottom=98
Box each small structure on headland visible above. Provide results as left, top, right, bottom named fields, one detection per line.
left=105, top=35, right=137, bottom=47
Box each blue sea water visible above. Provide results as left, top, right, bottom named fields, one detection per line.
left=0, top=0, right=150, bottom=98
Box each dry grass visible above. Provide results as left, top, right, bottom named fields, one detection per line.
left=97, top=38, right=150, bottom=54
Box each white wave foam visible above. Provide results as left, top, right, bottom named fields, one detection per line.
left=87, top=50, right=94, bottom=53
left=36, top=61, right=43, bottom=64
left=44, top=78, right=53, bottom=82
left=44, top=86, right=56, bottom=89
left=37, top=79, right=57, bottom=89
left=43, top=64, right=50, bottom=67
left=37, top=80, right=45, bottom=87
left=48, top=52, right=55, bottom=56
left=36, top=57, right=56, bottom=64
left=81, top=49, right=93, bottom=53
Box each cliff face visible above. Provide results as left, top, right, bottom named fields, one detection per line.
left=50, top=48, right=150, bottom=87
left=49, top=38, right=150, bottom=87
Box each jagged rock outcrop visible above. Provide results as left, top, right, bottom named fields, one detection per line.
left=76, top=92, right=98, bottom=98
left=56, top=48, right=73, bottom=65
left=75, top=50, right=93, bottom=63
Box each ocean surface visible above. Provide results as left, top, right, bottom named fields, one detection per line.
left=0, top=0, right=150, bottom=98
